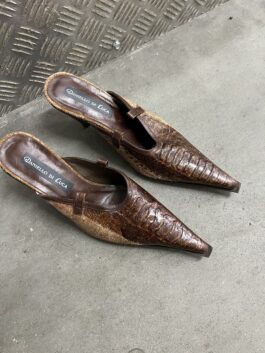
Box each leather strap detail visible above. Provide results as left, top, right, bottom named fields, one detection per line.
left=111, top=130, right=123, bottom=149
left=73, top=192, right=86, bottom=215
left=39, top=193, right=72, bottom=204
left=108, top=91, right=145, bottom=119
left=40, top=192, right=87, bottom=215
left=127, top=106, right=145, bottom=119
left=70, top=192, right=85, bottom=215
left=108, top=91, right=132, bottom=110
left=97, top=159, right=108, bottom=167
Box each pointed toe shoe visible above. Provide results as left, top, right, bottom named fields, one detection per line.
left=44, top=72, right=240, bottom=193
left=0, top=132, right=212, bottom=257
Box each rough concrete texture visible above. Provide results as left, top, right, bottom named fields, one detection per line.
left=0, top=0, right=265, bottom=352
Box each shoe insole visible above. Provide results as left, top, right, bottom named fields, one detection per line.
left=0, top=133, right=127, bottom=209
left=45, top=74, right=156, bottom=150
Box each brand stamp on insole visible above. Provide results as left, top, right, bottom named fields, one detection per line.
left=22, top=154, right=73, bottom=192
left=65, top=87, right=112, bottom=117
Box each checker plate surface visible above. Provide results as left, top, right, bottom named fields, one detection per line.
left=0, top=0, right=228, bottom=116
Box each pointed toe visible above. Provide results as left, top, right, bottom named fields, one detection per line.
left=209, top=169, right=241, bottom=193
left=227, top=178, right=241, bottom=193
left=171, top=224, right=213, bottom=257
left=180, top=158, right=241, bottom=193
left=120, top=187, right=213, bottom=258
left=233, top=181, right=241, bottom=193
left=202, top=243, right=213, bottom=258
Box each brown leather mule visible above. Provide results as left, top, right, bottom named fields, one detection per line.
left=0, top=132, right=212, bottom=257
left=45, top=72, right=240, bottom=193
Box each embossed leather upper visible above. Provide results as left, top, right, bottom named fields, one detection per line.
left=108, top=91, right=241, bottom=192
left=64, top=157, right=212, bottom=257
left=45, top=73, right=240, bottom=193
left=0, top=132, right=212, bottom=257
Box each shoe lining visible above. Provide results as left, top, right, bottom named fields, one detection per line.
left=0, top=133, right=127, bottom=209
left=46, top=75, right=155, bottom=150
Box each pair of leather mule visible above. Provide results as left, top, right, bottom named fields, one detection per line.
left=0, top=72, right=240, bottom=257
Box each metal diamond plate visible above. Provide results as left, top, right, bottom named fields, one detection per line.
left=0, top=0, right=229, bottom=115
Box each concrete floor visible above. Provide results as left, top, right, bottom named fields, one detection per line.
left=0, top=0, right=265, bottom=352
